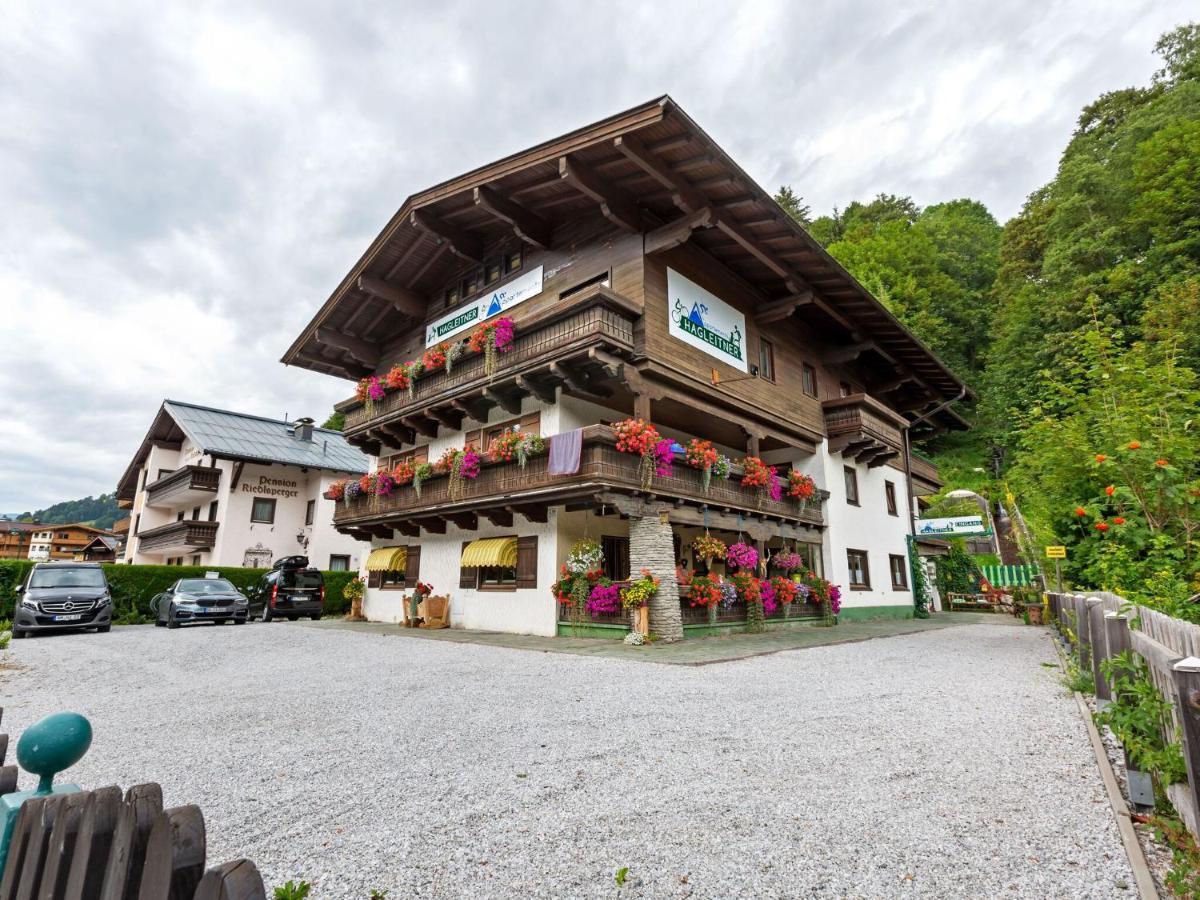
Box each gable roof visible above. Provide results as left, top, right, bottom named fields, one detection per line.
left=281, top=95, right=971, bottom=430
left=117, top=400, right=368, bottom=501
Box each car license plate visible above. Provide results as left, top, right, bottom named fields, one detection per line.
left=54, top=614, right=83, bottom=621
left=293, top=594, right=309, bottom=602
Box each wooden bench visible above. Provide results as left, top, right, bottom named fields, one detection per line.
left=948, top=593, right=995, bottom=612
left=0, top=709, right=267, bottom=899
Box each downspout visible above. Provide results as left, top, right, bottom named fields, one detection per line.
left=902, top=385, right=968, bottom=614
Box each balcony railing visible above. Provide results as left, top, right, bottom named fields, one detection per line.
left=909, top=453, right=942, bottom=493
left=330, top=425, right=825, bottom=530
left=339, top=288, right=639, bottom=436
left=822, top=394, right=906, bottom=467
left=144, top=465, right=221, bottom=510
left=136, top=520, right=219, bottom=554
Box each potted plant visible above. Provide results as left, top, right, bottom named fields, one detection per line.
left=342, top=576, right=366, bottom=621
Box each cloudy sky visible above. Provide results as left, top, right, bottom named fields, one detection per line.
left=0, top=0, right=1194, bottom=513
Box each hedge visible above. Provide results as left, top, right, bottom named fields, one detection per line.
left=0, top=559, right=359, bottom=622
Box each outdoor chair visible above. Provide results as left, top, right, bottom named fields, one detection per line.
left=418, top=595, right=450, bottom=628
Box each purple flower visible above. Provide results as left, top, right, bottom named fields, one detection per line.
left=653, top=438, right=675, bottom=478
left=760, top=579, right=777, bottom=614
left=726, top=542, right=758, bottom=571
left=828, top=584, right=842, bottom=615
left=374, top=473, right=396, bottom=496
left=459, top=448, right=481, bottom=480
left=768, top=469, right=783, bottom=503
left=367, top=377, right=386, bottom=402
left=718, top=581, right=737, bottom=608
left=494, top=317, right=515, bottom=352
left=586, top=582, right=622, bottom=616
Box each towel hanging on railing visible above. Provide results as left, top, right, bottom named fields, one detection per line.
left=547, top=428, right=583, bottom=476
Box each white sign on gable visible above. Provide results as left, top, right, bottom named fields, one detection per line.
left=916, top=515, right=987, bottom=537
left=425, top=265, right=544, bottom=347
left=666, top=268, right=747, bottom=372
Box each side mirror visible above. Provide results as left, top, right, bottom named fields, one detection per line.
left=15, top=584, right=24, bottom=594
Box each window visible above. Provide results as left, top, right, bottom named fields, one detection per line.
left=381, top=445, right=429, bottom=472
left=889, top=554, right=909, bottom=590
left=847, top=549, right=871, bottom=590
left=843, top=467, right=859, bottom=505
left=369, top=545, right=419, bottom=590
left=305, top=499, right=315, bottom=526
left=462, top=271, right=481, bottom=297
left=460, top=536, right=537, bottom=591
left=839, top=381, right=853, bottom=398
left=251, top=497, right=276, bottom=524
left=759, top=339, right=775, bottom=382
left=479, top=565, right=517, bottom=589
left=176, top=512, right=185, bottom=522
left=445, top=286, right=460, bottom=306
left=191, top=507, right=200, bottom=520
left=601, top=535, right=630, bottom=581
left=484, top=260, right=502, bottom=285
left=802, top=364, right=818, bottom=398
left=504, top=248, right=523, bottom=274
left=885, top=481, right=898, bottom=517
left=329, top=555, right=350, bottom=572
left=191, top=554, right=201, bottom=566
left=208, top=501, right=218, bottom=521
left=465, top=413, right=540, bottom=455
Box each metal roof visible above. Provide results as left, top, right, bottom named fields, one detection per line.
left=162, top=400, right=368, bottom=475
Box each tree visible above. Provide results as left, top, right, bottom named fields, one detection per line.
left=773, top=185, right=811, bottom=226
left=322, top=410, right=346, bottom=431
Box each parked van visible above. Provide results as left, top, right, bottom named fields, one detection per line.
left=13, top=562, right=113, bottom=638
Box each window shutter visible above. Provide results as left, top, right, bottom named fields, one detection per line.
left=406, top=545, right=421, bottom=583
left=460, top=541, right=476, bottom=589
left=519, top=412, right=541, bottom=435
left=367, top=570, right=382, bottom=589
left=515, top=535, right=538, bottom=589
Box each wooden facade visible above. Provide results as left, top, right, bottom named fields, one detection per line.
left=284, top=96, right=969, bottom=635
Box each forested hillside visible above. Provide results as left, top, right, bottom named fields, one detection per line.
left=779, top=24, right=1200, bottom=608
left=18, top=493, right=121, bottom=529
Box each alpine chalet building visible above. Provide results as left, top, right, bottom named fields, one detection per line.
left=282, top=97, right=961, bottom=639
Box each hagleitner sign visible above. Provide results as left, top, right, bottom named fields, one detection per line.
left=916, top=515, right=987, bottom=537
left=425, top=265, right=544, bottom=347
left=667, top=268, right=747, bottom=372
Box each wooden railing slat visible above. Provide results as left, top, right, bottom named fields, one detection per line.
left=136, top=806, right=205, bottom=900
left=63, top=787, right=122, bottom=900
left=0, top=798, right=43, bottom=900
left=193, top=860, right=266, bottom=900
left=36, top=791, right=87, bottom=900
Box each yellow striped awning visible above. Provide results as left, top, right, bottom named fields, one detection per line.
left=460, top=537, right=518, bottom=568
left=365, top=546, right=408, bottom=572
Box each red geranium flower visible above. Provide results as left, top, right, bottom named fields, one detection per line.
left=1094, top=454, right=1107, bottom=462
left=1095, top=522, right=1109, bottom=532
left=1075, top=507, right=1087, bottom=517
left=1156, top=458, right=1169, bottom=467
left=1105, top=485, right=1115, bottom=496
left=1112, top=517, right=1126, bottom=525
left=1128, top=440, right=1141, bottom=450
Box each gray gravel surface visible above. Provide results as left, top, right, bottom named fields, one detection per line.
left=0, top=621, right=1133, bottom=898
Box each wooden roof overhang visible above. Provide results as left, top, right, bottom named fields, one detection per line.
left=116, top=404, right=188, bottom=504
left=284, top=95, right=971, bottom=431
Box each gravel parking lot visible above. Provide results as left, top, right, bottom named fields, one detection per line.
left=0, top=620, right=1131, bottom=898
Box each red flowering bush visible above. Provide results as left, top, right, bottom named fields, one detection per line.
left=422, top=344, right=448, bottom=372
left=686, top=576, right=722, bottom=608
left=787, top=470, right=816, bottom=500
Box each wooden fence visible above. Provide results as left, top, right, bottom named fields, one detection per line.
left=1047, top=591, right=1200, bottom=838
left=0, top=710, right=267, bottom=899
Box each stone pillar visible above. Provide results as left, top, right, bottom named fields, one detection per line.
left=629, top=514, right=683, bottom=642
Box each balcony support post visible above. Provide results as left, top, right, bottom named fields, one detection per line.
left=628, top=513, right=683, bottom=642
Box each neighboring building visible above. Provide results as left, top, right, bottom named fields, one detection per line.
left=111, top=517, right=130, bottom=559
left=27, top=523, right=119, bottom=561
left=115, top=401, right=369, bottom=569
left=0, top=522, right=43, bottom=560
left=77, top=535, right=119, bottom=562
left=281, top=96, right=970, bottom=638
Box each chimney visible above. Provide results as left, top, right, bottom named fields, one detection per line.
left=293, top=417, right=315, bottom=442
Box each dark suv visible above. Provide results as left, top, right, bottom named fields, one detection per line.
left=13, top=562, right=113, bottom=637
left=248, top=556, right=325, bottom=622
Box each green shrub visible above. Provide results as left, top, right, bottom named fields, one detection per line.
left=0, top=559, right=355, bottom=621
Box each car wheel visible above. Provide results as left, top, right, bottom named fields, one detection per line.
left=167, top=606, right=181, bottom=630
left=310, top=614, right=322, bottom=621
left=215, top=618, right=228, bottom=625
left=97, top=625, right=111, bottom=633
left=13, top=628, right=27, bottom=640
left=262, top=605, right=273, bottom=623
left=287, top=615, right=298, bottom=622
left=233, top=617, right=246, bottom=625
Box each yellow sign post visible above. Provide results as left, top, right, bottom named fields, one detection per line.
left=1045, top=546, right=1067, bottom=592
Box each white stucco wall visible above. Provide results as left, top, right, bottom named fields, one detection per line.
left=816, top=443, right=914, bottom=611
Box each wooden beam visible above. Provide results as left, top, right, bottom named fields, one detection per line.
left=410, top=208, right=484, bottom=263
left=480, top=508, right=513, bottom=528
left=643, top=207, right=714, bottom=255
left=587, top=347, right=624, bottom=377
left=473, top=185, right=552, bottom=250
left=445, top=512, right=478, bottom=531
left=419, top=517, right=447, bottom=534
left=821, top=340, right=877, bottom=365
left=712, top=216, right=805, bottom=293
left=452, top=396, right=491, bottom=423
left=514, top=375, right=556, bottom=405
left=295, top=350, right=371, bottom=380
left=427, top=407, right=465, bottom=430
left=613, top=134, right=706, bottom=213
left=867, top=449, right=900, bottom=469
left=356, top=275, right=425, bottom=319
left=397, top=522, right=420, bottom=538
left=400, top=415, right=439, bottom=439
left=868, top=374, right=917, bottom=394
left=482, top=387, right=521, bottom=416
left=754, top=291, right=814, bottom=326
left=507, top=504, right=548, bottom=524
left=378, top=422, right=416, bottom=446
left=315, top=328, right=380, bottom=367
left=558, top=156, right=641, bottom=232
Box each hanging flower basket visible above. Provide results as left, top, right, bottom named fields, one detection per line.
left=612, top=419, right=662, bottom=489
left=468, top=316, right=516, bottom=377
left=488, top=429, right=546, bottom=467
left=691, top=534, right=727, bottom=569
left=770, top=550, right=803, bottom=573
left=787, top=470, right=816, bottom=502
left=725, top=542, right=758, bottom=572
left=684, top=439, right=730, bottom=493
left=411, top=462, right=433, bottom=498
left=422, top=344, right=449, bottom=374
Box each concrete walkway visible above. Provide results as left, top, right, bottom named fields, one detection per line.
left=312, top=611, right=1004, bottom=665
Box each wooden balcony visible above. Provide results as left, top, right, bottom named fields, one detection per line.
left=909, top=452, right=942, bottom=495
left=339, top=287, right=639, bottom=452
left=144, top=465, right=222, bottom=510
left=822, top=394, right=907, bottom=468
left=332, top=425, right=825, bottom=540
left=136, top=520, right=219, bottom=554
